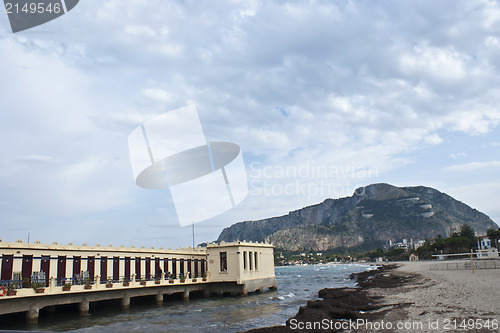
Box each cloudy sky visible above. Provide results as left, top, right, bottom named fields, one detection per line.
left=1, top=0, right=499, bottom=249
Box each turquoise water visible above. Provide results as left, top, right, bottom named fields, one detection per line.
left=4, top=264, right=376, bottom=332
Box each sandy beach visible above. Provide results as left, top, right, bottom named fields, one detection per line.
left=247, top=261, right=500, bottom=332
left=370, top=261, right=500, bottom=332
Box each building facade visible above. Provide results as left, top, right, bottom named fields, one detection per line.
left=206, top=241, right=276, bottom=295
left=0, top=240, right=207, bottom=286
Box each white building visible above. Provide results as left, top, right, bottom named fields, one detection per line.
left=0, top=239, right=277, bottom=323
left=476, top=236, right=499, bottom=259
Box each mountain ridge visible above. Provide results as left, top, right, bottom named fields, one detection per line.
left=217, top=183, right=497, bottom=251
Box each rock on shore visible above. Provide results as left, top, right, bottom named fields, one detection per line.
left=245, top=264, right=416, bottom=332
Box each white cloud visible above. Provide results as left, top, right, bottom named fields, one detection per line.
left=57, top=157, right=105, bottom=185
left=445, top=182, right=500, bottom=227
left=424, top=134, right=444, bottom=145
left=443, top=161, right=500, bottom=172
left=13, top=155, right=57, bottom=163
left=141, top=88, right=177, bottom=103
left=1, top=0, right=500, bottom=246
left=124, top=25, right=156, bottom=38
left=450, top=152, right=467, bottom=159
left=482, top=1, right=500, bottom=29
left=400, top=44, right=468, bottom=81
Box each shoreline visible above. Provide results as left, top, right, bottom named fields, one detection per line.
left=246, top=261, right=500, bottom=332
left=245, top=264, right=409, bottom=332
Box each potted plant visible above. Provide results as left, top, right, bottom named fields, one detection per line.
left=169, top=278, right=175, bottom=284
left=6, top=282, right=18, bottom=296
left=63, top=282, right=72, bottom=291
left=32, top=282, right=45, bottom=293
left=123, top=278, right=130, bottom=287
left=106, top=278, right=113, bottom=288
left=140, top=278, right=147, bottom=286
left=192, top=277, right=197, bottom=282
left=179, top=273, right=185, bottom=283
left=84, top=278, right=92, bottom=289
left=202, top=272, right=208, bottom=282
left=154, top=277, right=161, bottom=285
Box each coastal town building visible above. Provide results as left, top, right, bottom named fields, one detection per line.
left=384, top=238, right=426, bottom=252
left=0, top=240, right=277, bottom=323
left=478, top=236, right=492, bottom=250
left=476, top=236, right=499, bottom=259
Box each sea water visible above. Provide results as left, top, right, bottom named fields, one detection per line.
left=4, top=264, right=376, bottom=332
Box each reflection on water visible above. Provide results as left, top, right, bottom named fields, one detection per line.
left=3, top=264, right=375, bottom=332
left=210, top=299, right=282, bottom=323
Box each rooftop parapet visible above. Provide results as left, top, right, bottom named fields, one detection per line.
left=0, top=241, right=206, bottom=254
left=206, top=240, right=274, bottom=248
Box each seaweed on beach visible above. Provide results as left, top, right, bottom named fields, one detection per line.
left=245, top=264, right=416, bottom=333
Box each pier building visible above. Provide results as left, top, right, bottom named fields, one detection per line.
left=0, top=240, right=276, bottom=323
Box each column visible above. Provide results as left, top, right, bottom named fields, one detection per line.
left=79, top=298, right=89, bottom=316
left=122, top=293, right=130, bottom=310
left=156, top=292, right=163, bottom=305
left=26, top=305, right=39, bottom=324
left=49, top=277, right=55, bottom=292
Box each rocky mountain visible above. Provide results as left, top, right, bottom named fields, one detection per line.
left=217, top=183, right=497, bottom=251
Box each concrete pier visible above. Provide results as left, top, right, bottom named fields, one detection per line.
left=0, top=278, right=277, bottom=324
left=26, top=305, right=39, bottom=324
left=0, top=240, right=277, bottom=324
left=155, top=292, right=163, bottom=305
left=122, top=294, right=130, bottom=309
left=78, top=299, right=89, bottom=316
